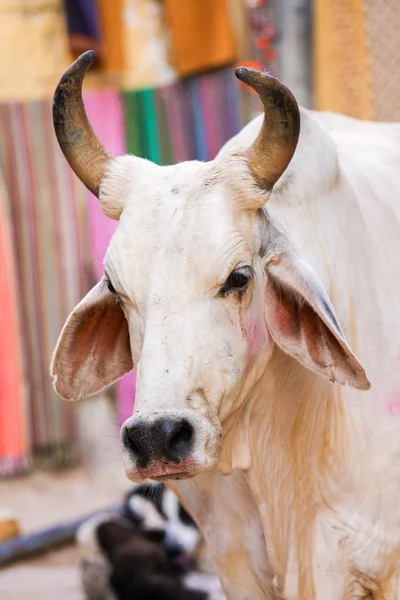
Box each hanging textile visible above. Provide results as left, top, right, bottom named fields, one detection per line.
left=0, top=170, right=28, bottom=477
left=314, top=0, right=400, bottom=120
left=123, top=89, right=168, bottom=164
left=63, top=0, right=105, bottom=62
left=164, top=0, right=237, bottom=78
left=123, top=0, right=177, bottom=91
left=226, top=0, right=252, bottom=63
left=83, top=88, right=136, bottom=426
left=313, top=0, right=373, bottom=119
left=0, top=99, right=89, bottom=467
left=123, top=67, right=242, bottom=167
left=83, top=90, right=125, bottom=279
left=188, top=68, right=242, bottom=161
left=364, top=0, right=400, bottom=121
left=97, top=0, right=125, bottom=74
left=157, top=84, right=194, bottom=164
left=0, top=0, right=70, bottom=103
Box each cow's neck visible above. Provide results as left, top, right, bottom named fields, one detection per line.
left=219, top=347, right=350, bottom=593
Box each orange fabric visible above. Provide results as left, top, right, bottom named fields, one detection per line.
left=97, top=0, right=125, bottom=73
left=314, top=0, right=373, bottom=119
left=0, top=177, right=27, bottom=464
left=164, top=0, right=237, bottom=77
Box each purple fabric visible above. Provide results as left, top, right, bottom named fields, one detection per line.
left=63, top=0, right=100, bottom=39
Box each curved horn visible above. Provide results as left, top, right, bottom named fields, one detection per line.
left=235, top=67, right=300, bottom=190
left=53, top=51, right=113, bottom=198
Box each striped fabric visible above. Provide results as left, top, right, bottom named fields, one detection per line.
left=0, top=63, right=244, bottom=470
left=0, top=99, right=89, bottom=467
left=123, top=66, right=242, bottom=165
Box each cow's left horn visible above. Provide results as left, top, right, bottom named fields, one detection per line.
left=235, top=67, right=300, bottom=191
left=53, top=51, right=114, bottom=201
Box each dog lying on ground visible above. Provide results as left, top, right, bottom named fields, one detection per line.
left=77, top=483, right=224, bottom=600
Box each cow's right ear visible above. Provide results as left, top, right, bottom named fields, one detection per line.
left=51, top=281, right=133, bottom=401
left=264, top=252, right=370, bottom=390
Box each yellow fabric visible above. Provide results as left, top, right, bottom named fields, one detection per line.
left=122, top=0, right=176, bottom=90
left=164, top=0, right=237, bottom=78
left=313, top=0, right=373, bottom=120
left=227, top=0, right=251, bottom=62
left=0, top=0, right=70, bottom=102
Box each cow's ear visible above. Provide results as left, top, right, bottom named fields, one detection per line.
left=51, top=281, right=133, bottom=400
left=264, top=252, right=370, bottom=390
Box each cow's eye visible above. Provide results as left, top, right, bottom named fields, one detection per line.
left=220, top=267, right=252, bottom=296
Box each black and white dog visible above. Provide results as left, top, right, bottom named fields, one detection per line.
left=123, top=483, right=200, bottom=573
left=77, top=483, right=224, bottom=600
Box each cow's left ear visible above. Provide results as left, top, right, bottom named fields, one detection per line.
left=264, top=252, right=371, bottom=390
left=51, top=281, right=133, bottom=400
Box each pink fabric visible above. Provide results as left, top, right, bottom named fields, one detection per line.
left=84, top=90, right=136, bottom=425
left=198, top=74, right=220, bottom=159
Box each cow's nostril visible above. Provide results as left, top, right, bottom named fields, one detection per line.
left=124, top=428, right=140, bottom=457
left=164, top=419, right=193, bottom=462
left=170, top=421, right=193, bottom=450
left=122, top=423, right=151, bottom=468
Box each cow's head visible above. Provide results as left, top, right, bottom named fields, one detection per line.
left=51, top=52, right=370, bottom=482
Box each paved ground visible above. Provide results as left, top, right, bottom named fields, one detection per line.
left=0, top=465, right=132, bottom=600
left=0, top=465, right=225, bottom=599
left=0, top=546, right=84, bottom=600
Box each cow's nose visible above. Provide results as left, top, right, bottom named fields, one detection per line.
left=123, top=421, right=152, bottom=468
left=154, top=418, right=194, bottom=462
left=123, top=418, right=194, bottom=469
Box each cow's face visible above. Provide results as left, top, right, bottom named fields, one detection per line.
left=51, top=53, right=370, bottom=483
left=104, top=155, right=277, bottom=480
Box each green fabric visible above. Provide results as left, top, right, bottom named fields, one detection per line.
left=123, top=92, right=145, bottom=157
left=123, top=89, right=162, bottom=165
left=141, top=89, right=160, bottom=164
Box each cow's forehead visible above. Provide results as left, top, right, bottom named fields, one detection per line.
left=104, top=158, right=259, bottom=292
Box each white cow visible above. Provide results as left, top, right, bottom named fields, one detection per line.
left=51, top=51, right=400, bottom=599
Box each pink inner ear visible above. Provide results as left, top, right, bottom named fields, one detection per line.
left=265, top=282, right=302, bottom=345
left=264, top=258, right=370, bottom=390
left=52, top=287, right=133, bottom=401
left=266, top=280, right=357, bottom=380
left=66, top=296, right=132, bottom=381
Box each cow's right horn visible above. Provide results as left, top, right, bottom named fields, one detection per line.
left=53, top=51, right=121, bottom=219
left=235, top=67, right=300, bottom=192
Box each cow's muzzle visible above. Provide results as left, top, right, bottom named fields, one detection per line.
left=123, top=417, right=194, bottom=468
left=121, top=409, right=222, bottom=481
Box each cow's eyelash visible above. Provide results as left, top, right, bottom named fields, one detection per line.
left=104, top=273, right=118, bottom=295
left=219, top=265, right=253, bottom=296
left=107, top=280, right=117, bottom=294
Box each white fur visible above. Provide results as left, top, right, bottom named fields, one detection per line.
left=55, top=104, right=400, bottom=599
